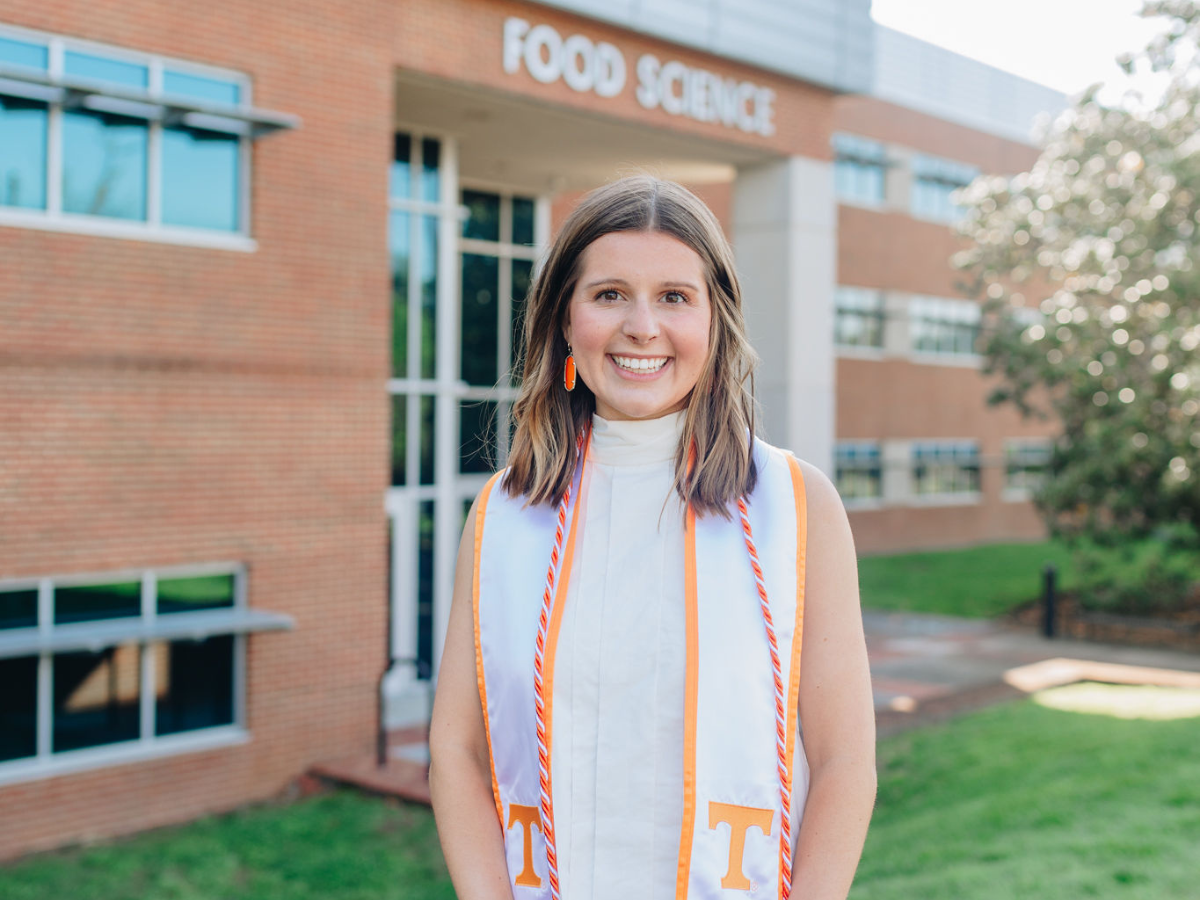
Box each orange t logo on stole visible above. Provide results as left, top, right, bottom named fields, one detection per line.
left=507, top=804, right=543, bottom=888
left=708, top=801, right=774, bottom=890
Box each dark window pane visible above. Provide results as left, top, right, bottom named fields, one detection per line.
left=511, top=258, right=533, bottom=383
left=0, top=586, right=37, bottom=630
left=421, top=138, right=439, bottom=202
left=390, top=210, right=410, bottom=377
left=416, top=501, right=434, bottom=678
left=460, top=400, right=497, bottom=474
left=0, top=36, right=48, bottom=70
left=390, top=133, right=410, bottom=200
left=64, top=51, right=147, bottom=89
left=55, top=580, right=140, bottom=624
left=420, top=215, right=437, bottom=379
left=461, top=189, right=500, bottom=242
left=62, top=110, right=147, bottom=220
left=161, top=126, right=238, bottom=231
left=157, top=573, right=235, bottom=615
left=512, top=196, right=535, bottom=246
left=391, top=394, right=407, bottom=487
left=53, top=644, right=141, bottom=752
left=0, top=95, right=47, bottom=210
left=154, top=636, right=234, bottom=735
left=163, top=70, right=240, bottom=106
left=460, top=253, right=499, bottom=386
left=0, top=656, right=37, bottom=762
left=420, top=396, right=436, bottom=485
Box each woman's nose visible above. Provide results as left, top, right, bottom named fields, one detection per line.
left=622, top=297, right=660, bottom=342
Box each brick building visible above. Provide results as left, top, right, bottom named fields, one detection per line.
left=0, top=0, right=1063, bottom=859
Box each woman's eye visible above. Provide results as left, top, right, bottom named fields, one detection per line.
left=663, top=291, right=688, bottom=304
left=596, top=289, right=622, bottom=302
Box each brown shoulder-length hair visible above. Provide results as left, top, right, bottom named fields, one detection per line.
left=503, top=174, right=759, bottom=518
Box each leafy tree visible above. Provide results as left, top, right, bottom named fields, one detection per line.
left=955, top=1, right=1200, bottom=610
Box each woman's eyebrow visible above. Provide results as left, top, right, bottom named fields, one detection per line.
left=583, top=278, right=701, bottom=291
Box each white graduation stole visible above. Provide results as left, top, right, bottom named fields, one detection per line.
left=473, top=437, right=809, bottom=899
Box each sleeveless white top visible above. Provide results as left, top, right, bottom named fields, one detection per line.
left=552, top=410, right=688, bottom=900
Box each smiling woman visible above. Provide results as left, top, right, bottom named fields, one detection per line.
left=428, top=175, right=877, bottom=900
left=565, top=230, right=712, bottom=422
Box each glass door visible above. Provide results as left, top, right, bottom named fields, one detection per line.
left=386, top=134, right=548, bottom=689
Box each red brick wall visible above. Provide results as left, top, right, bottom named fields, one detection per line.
left=832, top=96, right=1054, bottom=555
left=837, top=357, right=1052, bottom=554
left=0, top=0, right=833, bottom=861
left=393, top=0, right=835, bottom=162
left=834, top=94, right=1041, bottom=173
left=0, top=0, right=394, bottom=860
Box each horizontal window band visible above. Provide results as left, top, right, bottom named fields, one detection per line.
left=0, top=608, right=293, bottom=660
left=0, top=63, right=298, bottom=137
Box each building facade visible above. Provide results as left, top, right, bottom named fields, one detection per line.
left=0, top=0, right=1062, bottom=859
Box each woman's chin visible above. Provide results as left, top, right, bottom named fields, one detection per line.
left=595, top=393, right=687, bottom=421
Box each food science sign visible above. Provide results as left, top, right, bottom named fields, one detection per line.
left=502, top=17, right=776, bottom=138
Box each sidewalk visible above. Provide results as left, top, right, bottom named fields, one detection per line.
left=309, top=609, right=1200, bottom=800
left=866, top=609, right=1200, bottom=736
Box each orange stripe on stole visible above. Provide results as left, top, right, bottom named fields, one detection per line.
left=674, top=499, right=699, bottom=900
left=473, top=470, right=506, bottom=826
left=781, top=454, right=808, bottom=900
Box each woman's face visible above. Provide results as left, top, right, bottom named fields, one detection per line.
left=564, top=230, right=712, bottom=421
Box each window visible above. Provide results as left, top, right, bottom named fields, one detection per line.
left=458, top=185, right=540, bottom=475
left=908, top=296, right=981, bottom=357
left=835, top=442, right=883, bottom=500
left=833, top=133, right=888, bottom=205
left=0, top=565, right=290, bottom=782
left=0, top=24, right=295, bottom=246
left=1004, top=439, right=1052, bottom=497
left=835, top=287, right=885, bottom=349
left=910, top=154, right=978, bottom=223
left=389, top=131, right=444, bottom=493
left=912, top=442, right=981, bottom=497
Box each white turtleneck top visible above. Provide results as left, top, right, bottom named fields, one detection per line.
left=551, top=410, right=688, bottom=899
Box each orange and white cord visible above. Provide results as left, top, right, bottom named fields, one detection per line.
left=738, top=497, right=793, bottom=900
left=533, top=432, right=584, bottom=900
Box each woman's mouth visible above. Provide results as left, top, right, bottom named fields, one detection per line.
left=610, top=354, right=670, bottom=374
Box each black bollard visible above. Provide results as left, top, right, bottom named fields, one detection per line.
left=1042, top=563, right=1057, bottom=639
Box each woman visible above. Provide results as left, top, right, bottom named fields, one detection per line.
left=430, top=175, right=876, bottom=900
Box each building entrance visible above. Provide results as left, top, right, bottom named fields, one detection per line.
left=383, top=127, right=549, bottom=723
left=382, top=73, right=813, bottom=726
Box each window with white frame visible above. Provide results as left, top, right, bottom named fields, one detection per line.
left=0, top=564, right=290, bottom=780
left=912, top=441, right=981, bottom=497
left=1004, top=439, right=1052, bottom=495
left=908, top=296, right=981, bottom=356
left=833, top=133, right=888, bottom=205
left=835, top=442, right=883, bottom=500
left=0, top=25, right=296, bottom=245
left=388, top=130, right=447, bottom=677
left=835, top=287, right=885, bottom=349
left=459, top=185, right=539, bottom=476
left=910, top=153, right=978, bottom=223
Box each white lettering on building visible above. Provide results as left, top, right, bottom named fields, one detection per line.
left=502, top=17, right=775, bottom=136
left=503, top=17, right=625, bottom=98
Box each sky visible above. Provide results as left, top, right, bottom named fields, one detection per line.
left=871, top=0, right=1169, bottom=102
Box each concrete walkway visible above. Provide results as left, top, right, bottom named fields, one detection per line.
left=866, top=609, right=1200, bottom=736
left=310, top=610, right=1200, bottom=800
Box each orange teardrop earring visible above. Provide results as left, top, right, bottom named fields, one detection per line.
left=563, top=344, right=577, bottom=392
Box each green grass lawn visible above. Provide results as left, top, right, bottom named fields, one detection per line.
left=0, top=790, right=456, bottom=900
left=3, top=696, right=1197, bottom=899
left=857, top=539, right=1075, bottom=618
left=851, top=695, right=1200, bottom=900
left=857, top=536, right=1200, bottom=619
